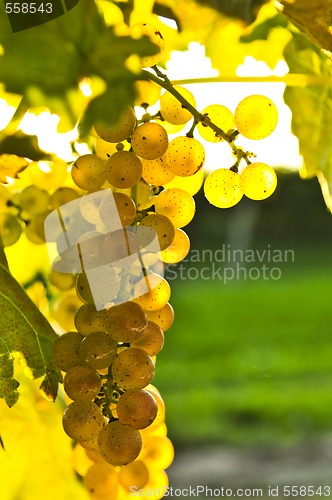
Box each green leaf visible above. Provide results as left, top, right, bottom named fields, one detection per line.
left=0, top=132, right=51, bottom=161
left=283, top=33, right=332, bottom=211
left=240, top=13, right=288, bottom=43
left=0, top=0, right=158, bottom=131
left=0, top=252, right=61, bottom=406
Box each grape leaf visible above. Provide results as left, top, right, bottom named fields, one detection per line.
left=283, top=33, right=332, bottom=211
left=0, top=0, right=158, bottom=132
left=0, top=132, right=51, bottom=161
left=0, top=244, right=60, bottom=406
left=0, top=154, right=29, bottom=183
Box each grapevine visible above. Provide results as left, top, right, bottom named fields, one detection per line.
left=0, top=18, right=280, bottom=500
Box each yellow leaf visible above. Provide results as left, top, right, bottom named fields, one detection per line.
left=0, top=154, right=28, bottom=183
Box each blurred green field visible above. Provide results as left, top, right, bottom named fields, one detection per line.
left=154, top=257, right=332, bottom=447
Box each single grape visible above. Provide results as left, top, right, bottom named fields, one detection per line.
left=52, top=293, right=82, bottom=331
left=62, top=401, right=104, bottom=441
left=131, top=122, right=168, bottom=160
left=103, top=302, right=148, bottom=343
left=145, top=388, right=166, bottom=431
left=135, top=180, right=153, bottom=211
left=106, top=151, right=142, bottom=189
left=94, top=106, right=136, bottom=143
left=135, top=79, right=161, bottom=107
left=74, top=303, right=108, bottom=336
left=79, top=331, right=117, bottom=369
left=79, top=192, right=104, bottom=225
left=117, top=389, right=158, bottom=430
left=29, top=159, right=67, bottom=190
left=130, top=23, right=164, bottom=68
left=101, top=228, right=140, bottom=267
left=240, top=162, right=277, bottom=200
left=141, top=157, right=174, bottom=186
left=161, top=228, right=190, bottom=264
left=204, top=168, right=243, bottom=208
left=119, top=460, right=149, bottom=491
left=72, top=443, right=95, bottom=476
left=53, top=331, right=82, bottom=372
left=137, top=213, right=175, bottom=251
left=154, top=188, right=195, bottom=228
left=163, top=168, right=204, bottom=196
left=0, top=213, right=22, bottom=246
left=146, top=302, right=174, bottom=332
left=133, top=274, right=171, bottom=311
left=49, top=269, right=75, bottom=291
left=84, top=462, right=119, bottom=497
left=197, top=104, right=234, bottom=142
left=112, top=347, right=155, bottom=390
left=51, top=187, right=79, bottom=209
left=76, top=273, right=95, bottom=305
left=143, top=435, right=174, bottom=470
left=25, top=213, right=47, bottom=244
left=99, top=192, right=136, bottom=228
left=234, top=94, right=278, bottom=140
left=19, top=185, right=50, bottom=215
left=63, top=365, right=102, bottom=402
left=98, top=420, right=142, bottom=466
left=131, top=321, right=164, bottom=357
left=164, top=136, right=205, bottom=177
left=160, top=86, right=196, bottom=125
left=71, top=154, right=106, bottom=191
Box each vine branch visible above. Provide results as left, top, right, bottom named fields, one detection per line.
left=142, top=67, right=253, bottom=167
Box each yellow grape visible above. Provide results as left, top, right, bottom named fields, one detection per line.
left=106, top=151, right=142, bottom=189
left=131, top=23, right=164, bottom=68
left=161, top=228, right=190, bottom=264
left=144, top=388, right=165, bottom=432
left=49, top=269, right=75, bottom=291
left=103, top=301, right=148, bottom=343
left=19, top=185, right=50, bottom=215
left=131, top=122, right=168, bottom=160
left=63, top=365, right=102, bottom=402
left=62, top=401, right=104, bottom=441
left=164, top=136, right=205, bottom=177
left=98, top=420, right=142, bottom=466
left=72, top=444, right=95, bottom=476
left=101, top=228, right=139, bottom=267
left=71, top=154, right=106, bottom=191
left=143, top=435, right=174, bottom=470
left=135, top=180, right=153, bottom=211
left=79, top=331, right=117, bottom=369
left=131, top=321, right=165, bottom=356
left=135, top=470, right=168, bottom=499
left=76, top=272, right=94, bottom=305
left=29, top=160, right=67, bottom=190
left=154, top=188, right=195, bottom=228
left=240, top=162, right=277, bottom=200
left=53, top=331, right=82, bottom=372
left=160, top=86, right=196, bottom=125
left=163, top=168, right=204, bottom=196
left=25, top=213, right=47, bottom=245
left=137, top=213, right=175, bottom=251
left=117, top=389, right=158, bottom=429
left=94, top=106, right=136, bottom=143
left=74, top=303, right=108, bottom=336
left=141, top=157, right=174, bottom=186
left=112, top=347, right=155, bottom=390
left=146, top=302, right=174, bottom=332
left=197, top=104, right=234, bottom=142
left=133, top=274, right=171, bottom=311
left=51, top=187, right=79, bottom=209
left=234, top=94, right=278, bottom=140
left=204, top=168, right=243, bottom=208
left=99, top=191, right=136, bottom=228
left=135, top=79, right=161, bottom=107
left=84, top=462, right=119, bottom=497
left=52, top=293, right=82, bottom=331
left=119, top=460, right=149, bottom=491
left=0, top=213, right=22, bottom=246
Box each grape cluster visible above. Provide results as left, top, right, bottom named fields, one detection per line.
left=0, top=22, right=279, bottom=500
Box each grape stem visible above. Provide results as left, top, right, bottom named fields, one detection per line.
left=142, top=66, right=252, bottom=165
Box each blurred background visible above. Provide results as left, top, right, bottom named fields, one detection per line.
left=155, top=170, right=332, bottom=495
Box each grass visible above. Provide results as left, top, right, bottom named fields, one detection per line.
left=154, top=255, right=332, bottom=447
